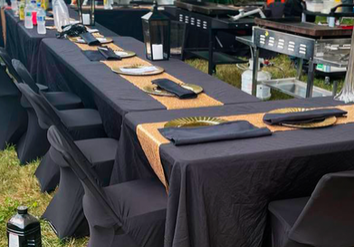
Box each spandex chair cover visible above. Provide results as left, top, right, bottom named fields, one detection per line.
left=269, top=170, right=354, bottom=247
left=47, top=125, right=167, bottom=247
left=16, top=84, right=118, bottom=238
left=0, top=65, right=27, bottom=149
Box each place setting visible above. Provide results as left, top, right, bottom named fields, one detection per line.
left=158, top=116, right=272, bottom=146
left=141, top=78, right=203, bottom=99
left=111, top=64, right=165, bottom=76
left=263, top=107, right=348, bottom=129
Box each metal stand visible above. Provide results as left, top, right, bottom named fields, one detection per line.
left=251, top=48, right=259, bottom=96
left=176, top=8, right=252, bottom=75
left=236, top=27, right=350, bottom=99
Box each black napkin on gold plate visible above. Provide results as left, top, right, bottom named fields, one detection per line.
left=159, top=120, right=272, bottom=146
left=82, top=47, right=121, bottom=61
left=80, top=32, right=100, bottom=46
left=97, top=47, right=121, bottom=60
left=152, top=78, right=197, bottom=99
left=263, top=108, right=347, bottom=125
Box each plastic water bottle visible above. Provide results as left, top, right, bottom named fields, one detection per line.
left=11, top=0, right=18, bottom=16
left=53, top=0, right=70, bottom=32
left=37, top=7, right=46, bottom=34
left=19, top=1, right=25, bottom=21
left=0, top=0, right=6, bottom=7
left=31, top=0, right=37, bottom=26
left=7, top=206, right=42, bottom=247
left=24, top=3, right=33, bottom=29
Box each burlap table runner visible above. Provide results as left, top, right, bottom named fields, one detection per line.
left=72, top=40, right=224, bottom=110
left=136, top=105, right=354, bottom=188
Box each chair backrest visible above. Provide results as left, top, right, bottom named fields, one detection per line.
left=47, top=125, right=123, bottom=227
left=16, top=83, right=61, bottom=129
left=0, top=48, right=22, bottom=83
left=0, top=62, right=21, bottom=97
left=289, top=170, right=354, bottom=247
left=11, top=59, right=40, bottom=93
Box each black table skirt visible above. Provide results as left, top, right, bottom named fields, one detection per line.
left=4, top=8, right=117, bottom=80
left=111, top=96, right=354, bottom=247
left=36, top=36, right=258, bottom=139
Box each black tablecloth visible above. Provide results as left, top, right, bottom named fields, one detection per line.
left=4, top=8, right=117, bottom=80
left=36, top=36, right=259, bottom=139
left=111, top=96, right=354, bottom=247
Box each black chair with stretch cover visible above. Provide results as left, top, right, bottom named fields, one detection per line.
left=12, top=59, right=106, bottom=164
left=47, top=125, right=167, bottom=247
left=12, top=59, right=82, bottom=110
left=0, top=48, right=48, bottom=91
left=0, top=64, right=27, bottom=149
left=268, top=170, right=354, bottom=247
left=17, top=83, right=118, bottom=239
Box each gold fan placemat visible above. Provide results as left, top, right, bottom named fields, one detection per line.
left=136, top=104, right=353, bottom=188
left=71, top=39, right=224, bottom=110
left=71, top=36, right=113, bottom=45
left=164, top=116, right=226, bottom=128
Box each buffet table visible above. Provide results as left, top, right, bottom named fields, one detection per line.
left=3, top=8, right=117, bottom=80
left=110, top=96, right=354, bottom=247
left=36, top=36, right=259, bottom=139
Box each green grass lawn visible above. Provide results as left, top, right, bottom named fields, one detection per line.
left=0, top=55, right=344, bottom=247
left=187, top=54, right=344, bottom=101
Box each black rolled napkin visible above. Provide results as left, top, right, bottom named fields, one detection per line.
left=152, top=79, right=197, bottom=99
left=159, top=120, right=272, bottom=146
left=80, top=32, right=100, bottom=46
left=263, top=108, right=347, bottom=125
left=97, top=47, right=121, bottom=60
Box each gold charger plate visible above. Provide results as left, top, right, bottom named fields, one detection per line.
left=142, top=83, right=203, bottom=97
left=164, top=116, right=227, bottom=128
left=268, top=107, right=337, bottom=129
left=111, top=65, right=164, bottom=76
left=72, top=37, right=113, bottom=44
left=114, top=50, right=136, bottom=59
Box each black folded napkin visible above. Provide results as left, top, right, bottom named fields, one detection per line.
left=97, top=47, right=121, bottom=60
left=263, top=108, right=347, bottom=125
left=152, top=79, right=197, bottom=99
left=159, top=120, right=272, bottom=146
left=80, top=32, right=100, bottom=46
left=82, top=51, right=104, bottom=61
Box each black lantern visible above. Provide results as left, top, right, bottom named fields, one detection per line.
left=141, top=2, right=170, bottom=61
left=77, top=0, right=95, bottom=26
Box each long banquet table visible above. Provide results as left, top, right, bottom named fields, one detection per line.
left=36, top=36, right=259, bottom=139
left=70, top=5, right=151, bottom=42
left=110, top=96, right=354, bottom=247
left=3, top=8, right=117, bottom=80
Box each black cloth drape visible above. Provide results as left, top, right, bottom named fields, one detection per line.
left=36, top=36, right=258, bottom=138
left=110, top=97, right=354, bottom=247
